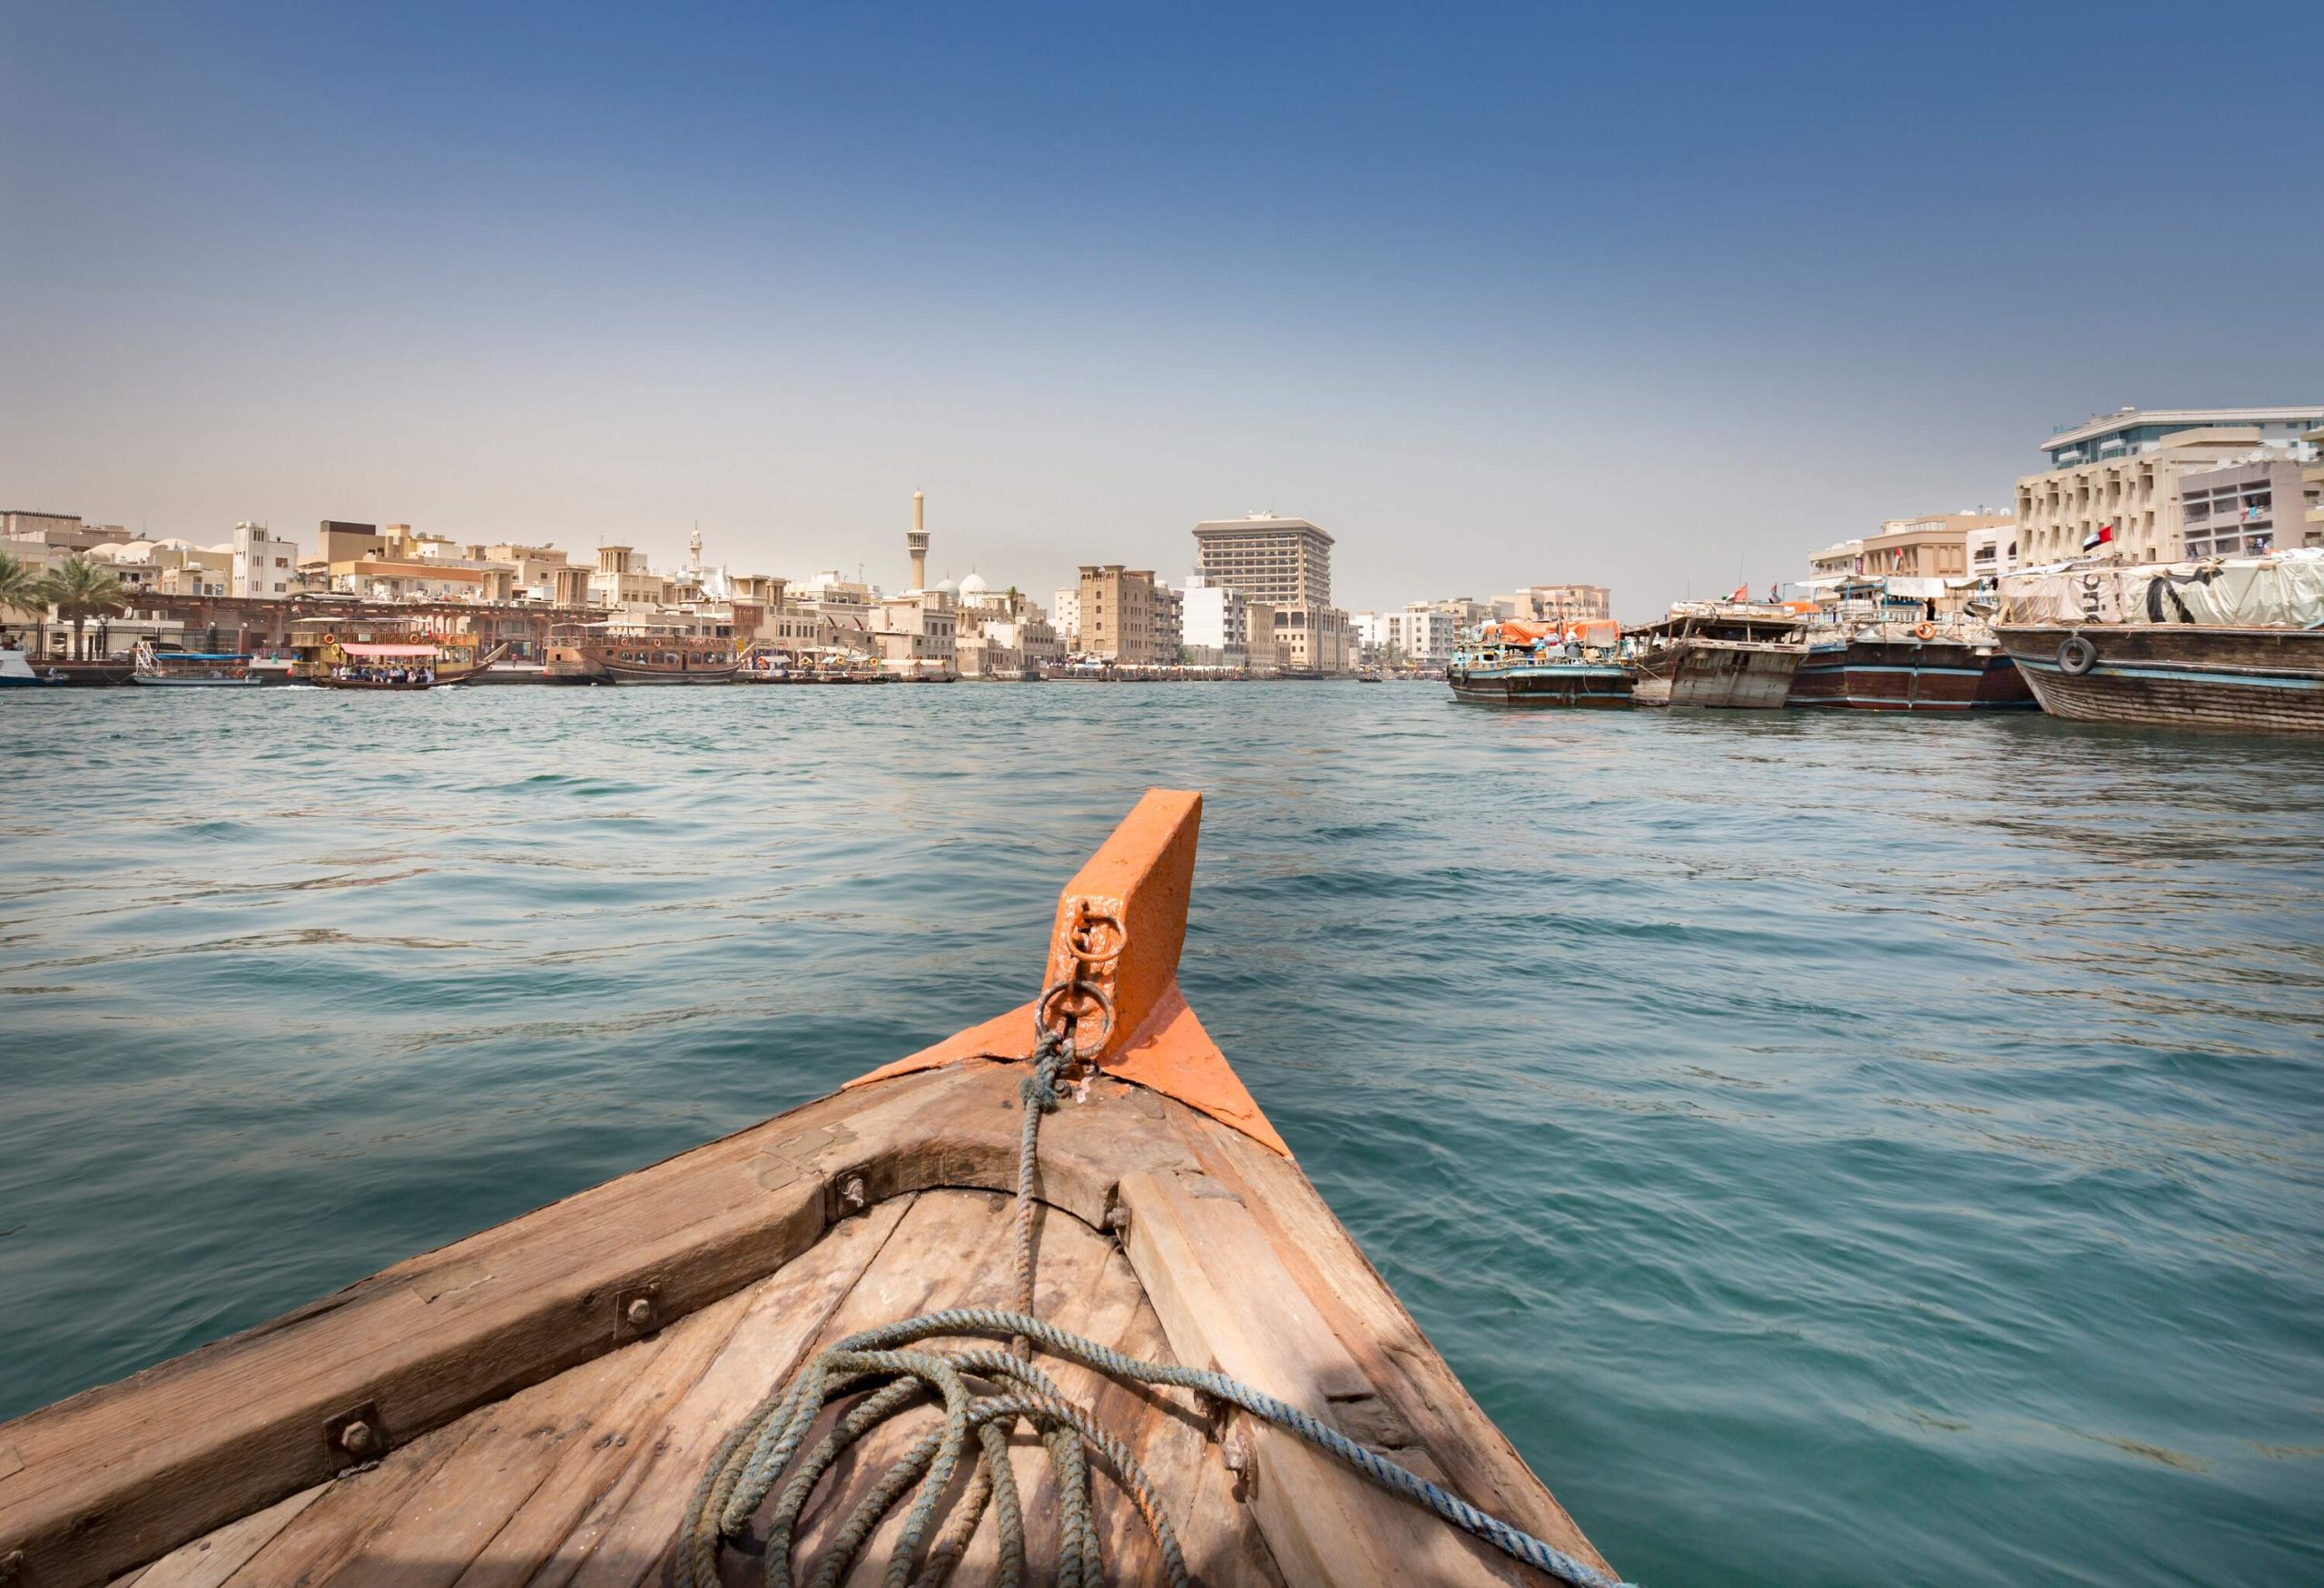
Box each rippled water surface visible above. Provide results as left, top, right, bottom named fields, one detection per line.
left=4, top=684, right=2321, bottom=1584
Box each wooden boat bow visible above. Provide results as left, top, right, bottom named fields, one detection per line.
left=0, top=792, right=1612, bottom=1587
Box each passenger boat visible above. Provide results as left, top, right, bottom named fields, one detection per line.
left=1627, top=602, right=1809, bottom=708
left=290, top=619, right=504, bottom=687
left=1994, top=551, right=2324, bottom=735
left=130, top=644, right=272, bottom=686
left=546, top=618, right=743, bottom=684
left=1448, top=619, right=1633, bottom=707
left=0, top=793, right=1620, bottom=1588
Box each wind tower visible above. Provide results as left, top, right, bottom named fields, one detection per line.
left=907, top=490, right=930, bottom=592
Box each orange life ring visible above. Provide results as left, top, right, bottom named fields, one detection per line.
left=323, top=633, right=339, bottom=646
left=1913, top=622, right=1935, bottom=640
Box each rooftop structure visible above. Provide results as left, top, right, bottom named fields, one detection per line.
left=2041, top=407, right=2324, bottom=469
left=1191, top=513, right=1334, bottom=608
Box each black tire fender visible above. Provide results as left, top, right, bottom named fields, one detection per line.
left=2058, top=635, right=2097, bottom=676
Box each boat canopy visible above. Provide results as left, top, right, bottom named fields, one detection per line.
left=1481, top=617, right=1623, bottom=646
left=339, top=643, right=441, bottom=658
left=2000, top=547, right=2324, bottom=626
left=154, top=652, right=251, bottom=661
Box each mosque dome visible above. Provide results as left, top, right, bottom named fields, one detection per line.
left=959, top=572, right=990, bottom=598
left=935, top=577, right=960, bottom=596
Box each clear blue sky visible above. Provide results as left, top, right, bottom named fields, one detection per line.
left=5, top=2, right=2318, bottom=615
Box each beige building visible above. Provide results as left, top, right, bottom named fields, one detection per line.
left=871, top=591, right=957, bottom=676
left=1503, top=584, right=1611, bottom=623
left=1810, top=510, right=2015, bottom=580
left=2014, top=407, right=2324, bottom=566
left=1191, top=513, right=1352, bottom=673
left=2178, top=458, right=2308, bottom=560
left=1078, top=565, right=1167, bottom=663
left=2307, top=426, right=2324, bottom=547
left=587, top=545, right=675, bottom=607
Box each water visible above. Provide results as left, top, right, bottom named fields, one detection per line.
left=3, top=684, right=2320, bottom=1585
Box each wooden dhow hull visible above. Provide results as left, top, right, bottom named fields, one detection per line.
left=1643, top=637, right=1803, bottom=709
left=1995, top=624, right=2324, bottom=735
left=1788, top=636, right=2034, bottom=712
left=1448, top=662, right=1634, bottom=708
left=0, top=792, right=1611, bottom=1588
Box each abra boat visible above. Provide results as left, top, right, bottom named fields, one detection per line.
left=1628, top=601, right=1809, bottom=708
left=290, top=619, right=504, bottom=688
left=1994, top=551, right=2324, bottom=735
left=1449, top=619, right=1633, bottom=707
left=546, top=618, right=743, bottom=684
left=130, top=644, right=272, bottom=686
left=1787, top=579, right=2033, bottom=712
left=0, top=793, right=1619, bottom=1588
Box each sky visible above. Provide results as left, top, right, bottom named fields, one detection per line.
left=4, top=1, right=2319, bottom=616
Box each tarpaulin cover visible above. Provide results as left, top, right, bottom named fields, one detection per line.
left=1999, top=548, right=2324, bottom=626
left=339, top=643, right=441, bottom=657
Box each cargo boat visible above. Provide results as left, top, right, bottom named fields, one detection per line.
left=1628, top=602, right=1809, bottom=708
left=1995, top=623, right=2324, bottom=735
left=0, top=793, right=1619, bottom=1588
left=1789, top=627, right=2033, bottom=711
left=1449, top=618, right=1633, bottom=707
left=1994, top=551, right=2324, bottom=735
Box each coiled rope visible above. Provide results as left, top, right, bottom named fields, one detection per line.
left=678, top=1020, right=1632, bottom=1588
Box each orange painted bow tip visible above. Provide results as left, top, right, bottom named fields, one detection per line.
left=848, top=789, right=1289, bottom=1157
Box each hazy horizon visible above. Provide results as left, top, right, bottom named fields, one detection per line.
left=5, top=2, right=2319, bottom=617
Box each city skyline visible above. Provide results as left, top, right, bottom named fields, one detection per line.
left=5, top=2, right=2319, bottom=613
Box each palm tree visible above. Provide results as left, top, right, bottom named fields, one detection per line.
left=0, top=550, right=50, bottom=655
left=35, top=557, right=129, bottom=662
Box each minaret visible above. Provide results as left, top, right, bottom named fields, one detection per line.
left=907, top=490, right=930, bottom=592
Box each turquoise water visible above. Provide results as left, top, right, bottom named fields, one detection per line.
left=3, top=684, right=2320, bottom=1584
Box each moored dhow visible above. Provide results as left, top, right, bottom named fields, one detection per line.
left=129, top=643, right=277, bottom=686
left=1628, top=600, right=1810, bottom=708
left=1787, top=583, right=2033, bottom=712
left=1994, top=551, right=2324, bottom=735
left=1448, top=618, right=1633, bottom=706
left=0, top=793, right=1620, bottom=1588
left=546, top=616, right=743, bottom=684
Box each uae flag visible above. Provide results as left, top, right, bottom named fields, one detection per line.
left=2082, top=523, right=2116, bottom=552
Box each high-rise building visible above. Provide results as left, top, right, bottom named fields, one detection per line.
left=1191, top=513, right=1352, bottom=674
left=1192, top=513, right=1333, bottom=607
left=2015, top=407, right=2323, bottom=566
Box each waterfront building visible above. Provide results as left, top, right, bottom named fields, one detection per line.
left=1153, top=579, right=1184, bottom=662
left=1050, top=587, right=1081, bottom=648
left=587, top=545, right=675, bottom=607
left=1190, top=513, right=1352, bottom=674
left=871, top=590, right=957, bottom=676
left=1244, top=600, right=1281, bottom=674
left=1503, top=584, right=1611, bottom=624
left=1078, top=564, right=1167, bottom=664
left=1180, top=573, right=1247, bottom=668
left=230, top=523, right=299, bottom=598
left=1965, top=524, right=2019, bottom=581
left=2014, top=407, right=2323, bottom=566
left=1809, top=510, right=2015, bottom=580
left=2306, top=425, right=2324, bottom=547
left=2177, top=458, right=2308, bottom=560
left=954, top=575, right=1061, bottom=670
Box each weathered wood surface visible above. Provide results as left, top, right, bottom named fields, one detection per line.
left=1998, top=623, right=2324, bottom=735
left=7, top=1060, right=1609, bottom=1586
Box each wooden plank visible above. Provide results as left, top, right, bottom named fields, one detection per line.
left=446, top=1292, right=754, bottom=1588
left=313, top=1346, right=644, bottom=1588
left=1119, top=1159, right=1546, bottom=1588
left=0, top=1070, right=966, bottom=1588
left=112, top=1485, right=326, bottom=1588
left=213, top=1413, right=479, bottom=1584
left=535, top=1192, right=917, bottom=1588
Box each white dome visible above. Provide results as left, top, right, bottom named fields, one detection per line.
left=959, top=571, right=990, bottom=597
left=85, top=542, right=132, bottom=561
left=935, top=577, right=959, bottom=595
